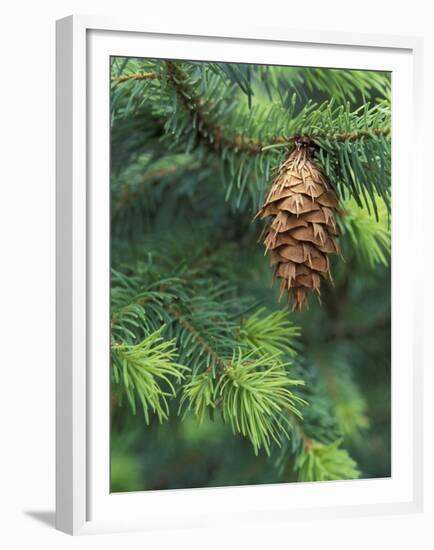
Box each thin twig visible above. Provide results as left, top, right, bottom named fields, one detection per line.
left=113, top=166, right=178, bottom=211
left=288, top=410, right=313, bottom=450
left=112, top=71, right=160, bottom=82
left=168, top=305, right=227, bottom=372
left=165, top=61, right=265, bottom=155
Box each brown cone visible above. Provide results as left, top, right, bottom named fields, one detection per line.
left=256, top=137, right=339, bottom=311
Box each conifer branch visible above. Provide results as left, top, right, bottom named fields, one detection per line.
left=112, top=71, right=160, bottom=82
left=112, top=62, right=391, bottom=160
left=111, top=296, right=150, bottom=328
left=112, top=166, right=179, bottom=212
left=111, top=281, right=175, bottom=329
left=328, top=127, right=390, bottom=142
left=295, top=439, right=360, bottom=481
left=168, top=305, right=227, bottom=372
left=165, top=61, right=390, bottom=153
left=116, top=62, right=390, bottom=155
left=165, top=60, right=266, bottom=154
left=111, top=327, right=188, bottom=422
left=262, top=128, right=391, bottom=151
left=288, top=410, right=313, bottom=450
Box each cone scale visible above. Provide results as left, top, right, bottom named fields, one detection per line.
left=257, top=137, right=339, bottom=311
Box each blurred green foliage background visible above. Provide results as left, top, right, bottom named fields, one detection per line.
left=110, top=58, right=391, bottom=491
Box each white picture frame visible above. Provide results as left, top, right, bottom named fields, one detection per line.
left=56, top=14, right=424, bottom=535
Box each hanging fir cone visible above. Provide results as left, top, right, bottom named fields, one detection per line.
left=256, top=137, right=339, bottom=311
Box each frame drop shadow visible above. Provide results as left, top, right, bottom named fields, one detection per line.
left=24, top=510, right=55, bottom=529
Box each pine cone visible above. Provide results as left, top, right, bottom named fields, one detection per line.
left=256, top=137, right=339, bottom=311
